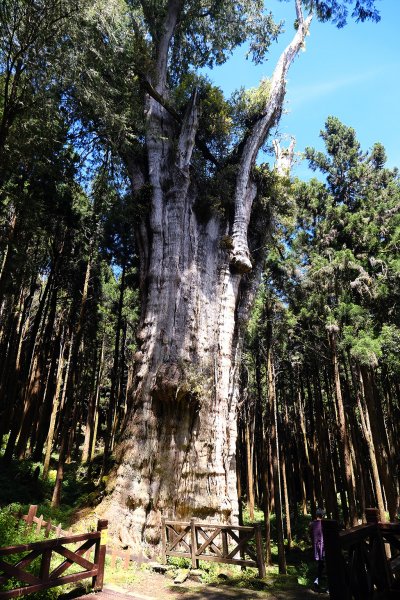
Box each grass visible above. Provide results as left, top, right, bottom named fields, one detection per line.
left=0, top=452, right=106, bottom=600
left=0, top=455, right=323, bottom=595
left=0, top=506, right=70, bottom=600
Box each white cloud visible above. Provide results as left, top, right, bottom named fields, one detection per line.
left=288, top=67, right=390, bottom=107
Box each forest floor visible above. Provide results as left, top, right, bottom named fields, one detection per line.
left=93, top=569, right=327, bottom=600
left=0, top=459, right=326, bottom=599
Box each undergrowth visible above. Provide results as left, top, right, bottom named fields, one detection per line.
left=0, top=454, right=321, bottom=595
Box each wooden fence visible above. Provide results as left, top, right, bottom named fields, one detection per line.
left=323, top=508, right=400, bottom=600
left=0, top=519, right=107, bottom=599
left=161, top=518, right=266, bottom=578
left=22, top=505, right=71, bottom=538
left=21, top=505, right=131, bottom=567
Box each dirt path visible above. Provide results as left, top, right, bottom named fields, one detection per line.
left=103, top=570, right=324, bottom=600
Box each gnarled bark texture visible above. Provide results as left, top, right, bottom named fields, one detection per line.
left=101, top=0, right=312, bottom=550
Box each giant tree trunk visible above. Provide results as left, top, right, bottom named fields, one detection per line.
left=103, top=213, right=245, bottom=545
left=101, top=0, right=312, bottom=549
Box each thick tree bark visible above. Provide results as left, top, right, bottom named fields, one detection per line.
left=100, top=0, right=312, bottom=549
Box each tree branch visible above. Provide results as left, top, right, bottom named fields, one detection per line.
left=177, top=88, right=200, bottom=172
left=155, top=0, right=183, bottom=92
left=230, top=0, right=312, bottom=273
left=140, top=77, right=181, bottom=122
left=273, top=137, right=296, bottom=176
left=140, top=77, right=219, bottom=166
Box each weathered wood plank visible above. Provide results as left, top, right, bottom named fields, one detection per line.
left=0, top=519, right=107, bottom=599
left=162, top=518, right=264, bottom=577
left=0, top=568, right=98, bottom=599
left=0, top=532, right=99, bottom=557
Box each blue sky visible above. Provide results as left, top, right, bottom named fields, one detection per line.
left=206, top=0, right=399, bottom=179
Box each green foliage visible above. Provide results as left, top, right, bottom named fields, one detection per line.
left=0, top=0, right=386, bottom=578
left=243, top=117, right=399, bottom=550
left=302, top=0, right=380, bottom=27
left=0, top=507, right=61, bottom=599
left=348, top=330, right=382, bottom=367
left=0, top=505, right=28, bottom=547
left=166, top=555, right=191, bottom=569
left=286, top=116, right=400, bottom=375
left=231, top=78, right=271, bottom=127
left=0, top=455, right=106, bottom=529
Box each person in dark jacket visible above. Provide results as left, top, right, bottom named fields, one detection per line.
left=310, top=507, right=326, bottom=591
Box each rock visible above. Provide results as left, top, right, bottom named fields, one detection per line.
left=148, top=562, right=170, bottom=573
left=174, top=569, right=190, bottom=584
left=190, top=569, right=203, bottom=577
left=165, top=569, right=176, bottom=579
left=189, top=571, right=202, bottom=583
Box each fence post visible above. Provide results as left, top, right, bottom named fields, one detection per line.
left=366, top=507, right=380, bottom=523
left=124, top=549, right=130, bottom=569
left=93, top=519, right=108, bottom=591
left=26, top=505, right=38, bottom=526
left=40, top=548, right=52, bottom=582
left=36, top=514, right=44, bottom=534
left=254, top=524, right=266, bottom=578
left=323, top=519, right=350, bottom=600
left=190, top=518, right=199, bottom=569
left=367, top=508, right=392, bottom=591
left=161, top=517, right=167, bottom=564
left=45, top=519, right=52, bottom=538
left=221, top=529, right=228, bottom=558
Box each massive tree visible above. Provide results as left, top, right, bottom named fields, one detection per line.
left=67, top=0, right=380, bottom=548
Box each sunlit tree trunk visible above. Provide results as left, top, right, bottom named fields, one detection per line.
left=327, top=326, right=358, bottom=526
left=266, top=345, right=286, bottom=573
left=82, top=336, right=105, bottom=465
left=245, top=413, right=255, bottom=521
left=359, top=364, right=397, bottom=520
left=101, top=0, right=312, bottom=548
left=356, top=367, right=385, bottom=522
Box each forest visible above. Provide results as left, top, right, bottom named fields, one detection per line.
left=0, top=0, right=399, bottom=590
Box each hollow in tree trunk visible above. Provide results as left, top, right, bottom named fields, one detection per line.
left=100, top=0, right=312, bottom=549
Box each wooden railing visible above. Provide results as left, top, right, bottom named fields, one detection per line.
left=22, top=505, right=71, bottom=538
left=0, top=519, right=107, bottom=599
left=323, top=508, right=400, bottom=600
left=376, top=523, right=400, bottom=584
left=21, top=504, right=132, bottom=567
left=161, top=518, right=266, bottom=578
